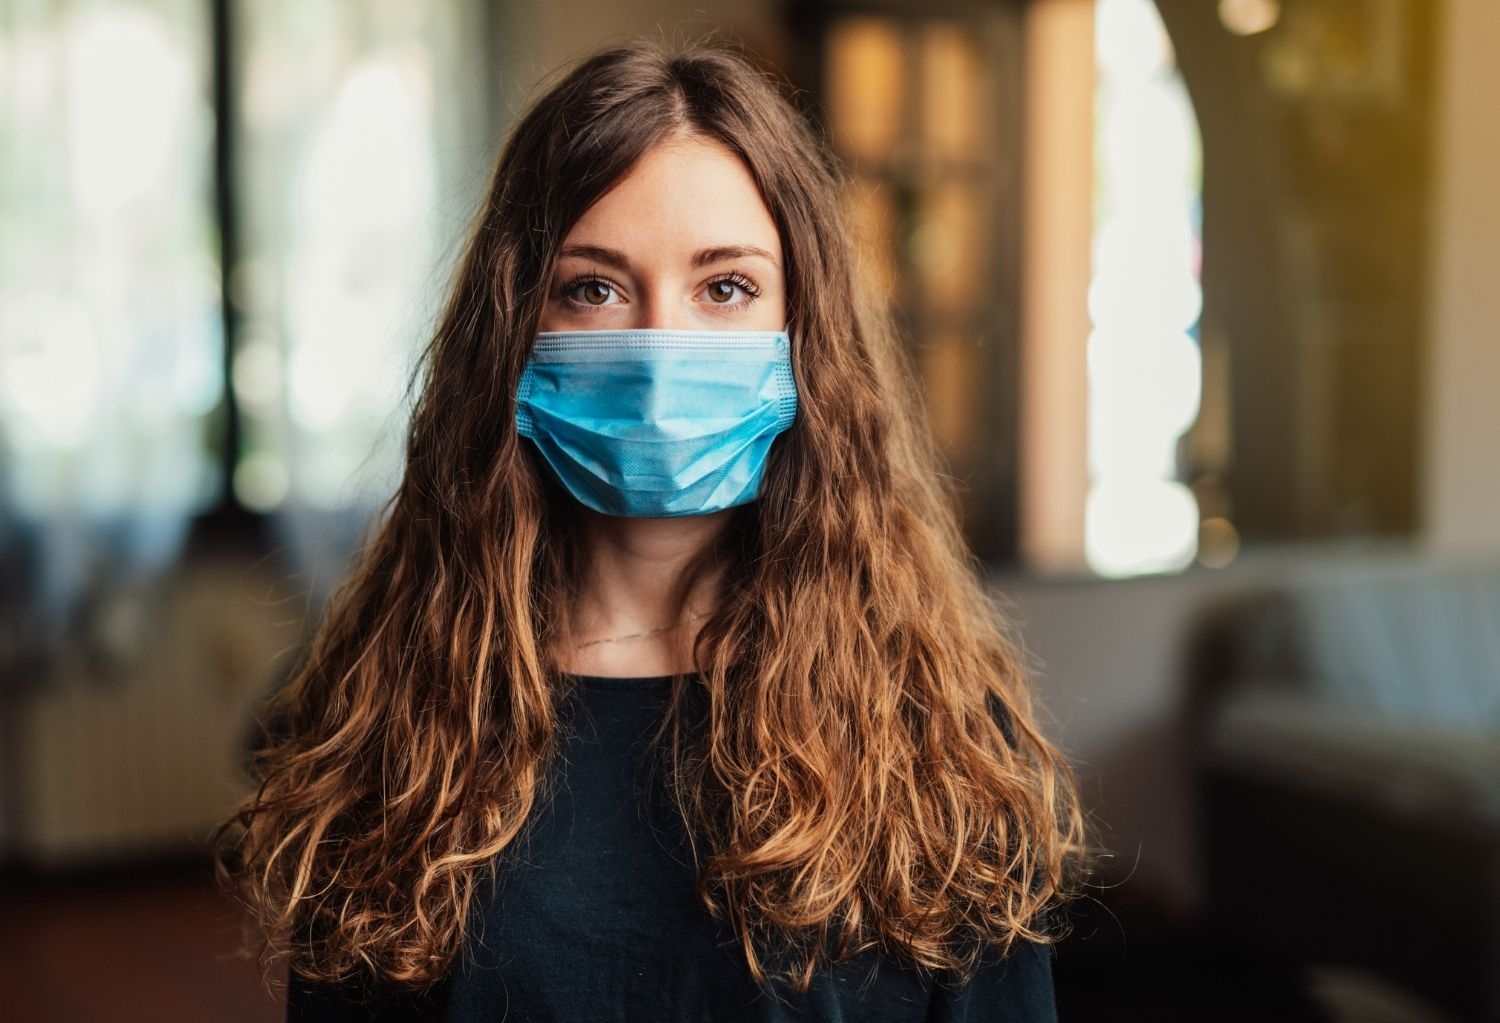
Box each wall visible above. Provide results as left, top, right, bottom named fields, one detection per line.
left=1019, top=0, right=1095, bottom=575
left=1421, top=0, right=1500, bottom=556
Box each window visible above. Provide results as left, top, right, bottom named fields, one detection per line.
left=0, top=0, right=491, bottom=668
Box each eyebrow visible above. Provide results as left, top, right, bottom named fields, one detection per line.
left=557, top=243, right=781, bottom=271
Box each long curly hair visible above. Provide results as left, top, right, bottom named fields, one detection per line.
left=213, top=36, right=1090, bottom=995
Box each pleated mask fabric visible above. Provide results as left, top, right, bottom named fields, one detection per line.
left=515, top=328, right=798, bottom=517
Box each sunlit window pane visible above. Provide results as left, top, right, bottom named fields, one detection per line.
left=1086, top=0, right=1208, bottom=577
left=234, top=2, right=487, bottom=525
left=0, top=1, right=220, bottom=582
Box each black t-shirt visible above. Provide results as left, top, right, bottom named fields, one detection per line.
left=286, top=674, right=1058, bottom=1022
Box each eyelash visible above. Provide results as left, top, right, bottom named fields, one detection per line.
left=557, top=271, right=763, bottom=311
left=707, top=272, right=762, bottom=307
left=556, top=274, right=608, bottom=308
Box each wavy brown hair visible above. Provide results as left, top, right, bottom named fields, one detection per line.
left=213, top=36, right=1091, bottom=995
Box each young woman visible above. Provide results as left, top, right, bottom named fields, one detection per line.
left=216, top=37, right=1088, bottom=1022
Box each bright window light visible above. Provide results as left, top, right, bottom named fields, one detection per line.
left=1087, top=0, right=1207, bottom=577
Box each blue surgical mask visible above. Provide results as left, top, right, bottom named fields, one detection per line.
left=515, top=328, right=798, bottom=517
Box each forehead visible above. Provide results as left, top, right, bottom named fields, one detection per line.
left=559, top=135, right=782, bottom=259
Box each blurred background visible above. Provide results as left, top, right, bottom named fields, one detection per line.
left=0, top=0, right=1495, bottom=1020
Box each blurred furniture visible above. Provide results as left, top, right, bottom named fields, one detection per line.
left=1, top=550, right=302, bottom=870
left=1189, top=555, right=1500, bottom=1022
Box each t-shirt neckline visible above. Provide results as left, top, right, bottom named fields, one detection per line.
left=566, top=672, right=687, bottom=688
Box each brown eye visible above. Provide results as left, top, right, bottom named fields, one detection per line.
left=583, top=280, right=612, bottom=305
left=701, top=272, right=760, bottom=308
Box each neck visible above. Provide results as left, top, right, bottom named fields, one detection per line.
left=556, top=508, right=733, bottom=676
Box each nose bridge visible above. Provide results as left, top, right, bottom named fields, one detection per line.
left=635, top=268, right=688, bottom=330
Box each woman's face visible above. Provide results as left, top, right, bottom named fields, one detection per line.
left=538, top=135, right=787, bottom=333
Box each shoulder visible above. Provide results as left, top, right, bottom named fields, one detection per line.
left=285, top=970, right=450, bottom=1022
left=926, top=938, right=1057, bottom=1023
